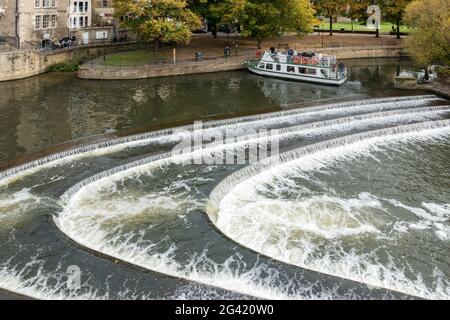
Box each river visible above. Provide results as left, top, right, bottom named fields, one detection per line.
left=0, top=58, right=449, bottom=300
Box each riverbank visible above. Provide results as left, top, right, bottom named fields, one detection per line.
left=418, top=82, right=450, bottom=100
left=0, top=41, right=145, bottom=82
left=1, top=33, right=405, bottom=82
left=395, top=75, right=450, bottom=100
left=77, top=45, right=406, bottom=80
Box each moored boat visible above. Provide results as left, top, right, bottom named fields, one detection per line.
left=246, top=49, right=347, bottom=85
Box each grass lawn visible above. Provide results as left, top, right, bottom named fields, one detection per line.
left=99, top=50, right=170, bottom=66
left=319, top=21, right=412, bottom=33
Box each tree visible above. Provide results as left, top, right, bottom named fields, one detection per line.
left=404, top=0, right=450, bottom=74
left=228, top=0, right=315, bottom=48
left=346, top=0, right=371, bottom=33
left=312, top=0, right=347, bottom=36
left=188, top=0, right=223, bottom=38
left=381, top=0, right=412, bottom=39
left=114, top=0, right=201, bottom=50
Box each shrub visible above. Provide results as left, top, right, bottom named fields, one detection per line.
left=48, top=62, right=79, bottom=73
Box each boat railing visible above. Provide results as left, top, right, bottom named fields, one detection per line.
left=267, top=52, right=336, bottom=67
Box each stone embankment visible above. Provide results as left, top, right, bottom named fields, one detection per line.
left=78, top=45, right=407, bottom=80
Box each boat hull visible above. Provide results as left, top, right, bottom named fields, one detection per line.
left=246, top=65, right=347, bottom=86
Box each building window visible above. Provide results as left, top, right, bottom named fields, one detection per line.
left=79, top=2, right=83, bottom=13
left=74, top=1, right=77, bottom=13
left=84, top=1, right=88, bottom=12
left=102, top=0, right=108, bottom=7
left=43, top=0, right=50, bottom=7
left=51, top=0, right=56, bottom=7
left=35, top=15, right=41, bottom=30
left=43, top=15, right=50, bottom=29
left=35, top=0, right=40, bottom=7
left=51, top=15, right=57, bottom=28
left=79, top=16, right=84, bottom=27
left=85, top=16, right=88, bottom=26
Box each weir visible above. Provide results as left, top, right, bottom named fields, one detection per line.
left=60, top=106, right=450, bottom=205
left=206, top=119, right=450, bottom=221
left=54, top=117, right=450, bottom=301
left=0, top=95, right=441, bottom=185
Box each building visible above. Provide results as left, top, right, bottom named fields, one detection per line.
left=0, top=0, right=71, bottom=45
left=0, top=0, right=117, bottom=48
left=91, top=0, right=132, bottom=42
left=0, top=0, right=17, bottom=41
left=92, top=0, right=114, bottom=27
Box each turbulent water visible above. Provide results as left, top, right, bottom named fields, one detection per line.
left=0, top=91, right=449, bottom=300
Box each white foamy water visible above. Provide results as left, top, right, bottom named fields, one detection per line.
left=0, top=95, right=442, bottom=185
left=53, top=122, right=449, bottom=300
left=211, top=126, right=450, bottom=299
left=59, top=106, right=450, bottom=204
left=0, top=258, right=110, bottom=300
left=0, top=189, right=41, bottom=230
left=57, top=175, right=339, bottom=300
left=2, top=96, right=448, bottom=300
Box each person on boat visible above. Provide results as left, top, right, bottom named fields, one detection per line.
left=270, top=47, right=276, bottom=54
left=287, top=48, right=294, bottom=56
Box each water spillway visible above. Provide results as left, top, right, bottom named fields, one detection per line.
left=0, top=94, right=449, bottom=300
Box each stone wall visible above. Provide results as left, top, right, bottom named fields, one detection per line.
left=0, top=0, right=16, bottom=38
left=79, top=59, right=247, bottom=80
left=0, top=42, right=143, bottom=81
left=78, top=46, right=408, bottom=81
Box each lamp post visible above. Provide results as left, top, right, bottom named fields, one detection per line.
left=321, top=23, right=324, bottom=48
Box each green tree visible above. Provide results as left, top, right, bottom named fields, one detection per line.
left=114, top=0, right=201, bottom=50
left=312, top=0, right=348, bottom=36
left=228, top=0, right=315, bottom=48
left=188, top=0, right=223, bottom=38
left=404, top=0, right=450, bottom=71
left=380, top=0, right=412, bottom=39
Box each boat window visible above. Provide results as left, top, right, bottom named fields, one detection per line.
left=287, top=66, right=295, bottom=73
left=276, top=65, right=281, bottom=71
left=266, top=64, right=273, bottom=70
left=299, top=67, right=316, bottom=75
left=320, top=69, right=328, bottom=77
left=258, top=63, right=265, bottom=69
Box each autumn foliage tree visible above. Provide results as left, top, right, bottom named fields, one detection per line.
left=114, top=0, right=201, bottom=50
left=381, top=0, right=412, bottom=39
left=312, top=0, right=348, bottom=35
left=404, top=0, right=450, bottom=70
left=346, top=0, right=371, bottom=32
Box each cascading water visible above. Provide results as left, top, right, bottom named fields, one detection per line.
left=207, top=121, right=450, bottom=299
left=0, top=94, right=449, bottom=300
left=0, top=95, right=441, bottom=185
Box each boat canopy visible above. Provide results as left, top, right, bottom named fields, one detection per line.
left=261, top=50, right=338, bottom=67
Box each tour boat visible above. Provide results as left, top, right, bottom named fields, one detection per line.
left=246, top=49, right=347, bottom=85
